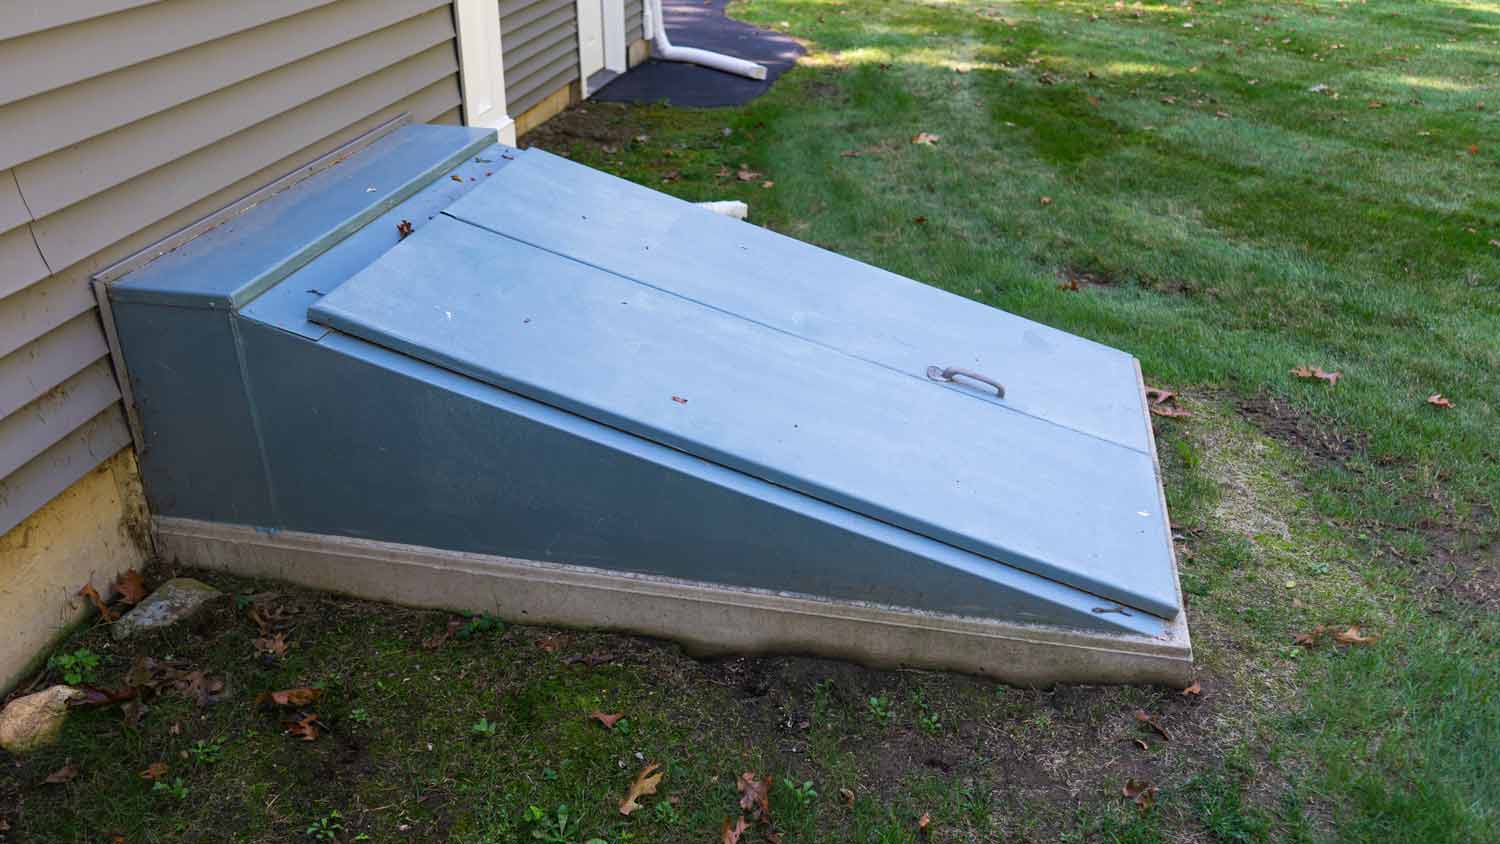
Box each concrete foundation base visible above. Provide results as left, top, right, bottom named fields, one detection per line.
left=154, top=517, right=1193, bottom=687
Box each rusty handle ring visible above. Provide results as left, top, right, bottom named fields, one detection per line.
left=926, top=365, right=1005, bottom=398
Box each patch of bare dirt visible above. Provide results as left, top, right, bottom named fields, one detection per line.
left=520, top=103, right=646, bottom=152
left=1056, top=266, right=1118, bottom=290
left=1236, top=394, right=1367, bottom=470
left=1399, top=514, right=1500, bottom=612
left=1234, top=396, right=1499, bottom=611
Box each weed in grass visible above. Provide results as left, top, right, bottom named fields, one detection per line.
left=470, top=717, right=498, bottom=737
left=151, top=777, right=190, bottom=801
left=524, top=804, right=577, bottom=844
left=46, top=648, right=100, bottom=685
left=910, top=688, right=941, bottom=735
left=866, top=694, right=893, bottom=725
left=348, top=707, right=371, bottom=724
left=303, top=810, right=344, bottom=841
left=457, top=614, right=505, bottom=639
left=188, top=737, right=223, bottom=765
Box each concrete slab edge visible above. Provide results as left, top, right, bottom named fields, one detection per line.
left=154, top=517, right=1193, bottom=687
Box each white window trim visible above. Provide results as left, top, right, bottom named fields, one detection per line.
left=453, top=0, right=516, bottom=144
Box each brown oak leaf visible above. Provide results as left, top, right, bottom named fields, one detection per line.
left=619, top=762, right=663, bottom=815
left=1291, top=366, right=1341, bottom=386
left=1331, top=625, right=1379, bottom=645
left=140, top=762, right=169, bottom=781
left=115, top=569, right=148, bottom=605
left=77, top=584, right=117, bottom=622
left=256, top=687, right=322, bottom=708
left=590, top=711, right=624, bottom=729
left=1122, top=778, right=1157, bottom=811
left=1134, top=709, right=1171, bottom=741
left=283, top=712, right=321, bottom=741
left=721, top=816, right=749, bottom=844
left=737, top=771, right=772, bottom=821
left=45, top=764, right=80, bottom=784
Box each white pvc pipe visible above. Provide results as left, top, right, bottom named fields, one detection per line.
left=647, top=0, right=768, bottom=81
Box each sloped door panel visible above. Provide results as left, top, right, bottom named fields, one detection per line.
left=309, top=215, right=1180, bottom=618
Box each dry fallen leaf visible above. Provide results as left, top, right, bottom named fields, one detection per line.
left=590, top=711, right=625, bottom=729
left=761, top=180, right=775, bottom=189
left=397, top=219, right=414, bottom=239
left=1182, top=680, right=1203, bottom=696
left=839, top=787, right=856, bottom=806
left=283, top=712, right=320, bottom=741
left=1039, top=196, right=1053, bottom=206
left=562, top=651, right=618, bottom=667
left=115, top=569, right=148, bottom=605
left=256, top=687, right=322, bottom=708
left=178, top=671, right=225, bottom=708
left=1150, top=403, right=1192, bottom=418
left=1467, top=144, right=1479, bottom=156
left=77, top=584, right=117, bottom=622
left=918, top=812, right=932, bottom=834
left=912, top=132, right=942, bottom=145
left=45, top=764, right=80, bottom=784
left=140, top=761, right=169, bottom=781
left=721, top=816, right=749, bottom=844
left=1291, top=366, right=1342, bottom=386
left=536, top=637, right=562, bottom=653
left=1332, top=625, right=1379, bottom=645
left=1427, top=393, right=1454, bottom=409
left=450, top=174, right=464, bottom=182
left=121, top=698, right=148, bottom=728
left=1133, top=738, right=1149, bottom=751
left=422, top=618, right=465, bottom=650
left=840, top=149, right=862, bottom=158
left=736, top=166, right=763, bottom=182
left=1122, top=778, right=1158, bottom=811
left=1135, top=709, right=1171, bottom=741
left=737, top=771, right=772, bottom=821
left=619, top=762, right=664, bottom=815
left=69, top=685, right=137, bottom=709
left=1144, top=387, right=1176, bottom=405
left=254, top=633, right=289, bottom=659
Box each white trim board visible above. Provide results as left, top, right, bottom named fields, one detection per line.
left=154, top=517, right=1193, bottom=687
left=453, top=0, right=516, bottom=143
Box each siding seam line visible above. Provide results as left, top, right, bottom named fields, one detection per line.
left=7, top=173, right=55, bottom=275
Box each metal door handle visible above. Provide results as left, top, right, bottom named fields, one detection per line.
left=926, top=365, right=1005, bottom=398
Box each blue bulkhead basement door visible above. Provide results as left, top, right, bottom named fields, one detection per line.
left=307, top=169, right=1180, bottom=620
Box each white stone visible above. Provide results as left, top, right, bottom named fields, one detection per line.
left=112, top=577, right=224, bottom=640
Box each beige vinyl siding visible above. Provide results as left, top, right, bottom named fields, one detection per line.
left=501, top=0, right=581, bottom=115
left=0, top=1, right=160, bottom=41
left=0, top=0, right=464, bottom=536
left=626, top=0, right=644, bottom=44
left=0, top=0, right=451, bottom=173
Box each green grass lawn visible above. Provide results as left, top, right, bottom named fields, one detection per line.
left=5, top=1, right=1499, bottom=842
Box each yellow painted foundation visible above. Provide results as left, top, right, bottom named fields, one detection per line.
left=0, top=449, right=151, bottom=691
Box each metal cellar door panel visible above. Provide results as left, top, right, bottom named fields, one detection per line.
left=308, top=214, right=1180, bottom=619
left=441, top=148, right=1152, bottom=456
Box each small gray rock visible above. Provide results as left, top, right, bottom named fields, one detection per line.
left=112, top=578, right=225, bottom=640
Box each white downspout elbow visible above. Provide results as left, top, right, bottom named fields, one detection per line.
left=647, top=0, right=768, bottom=81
